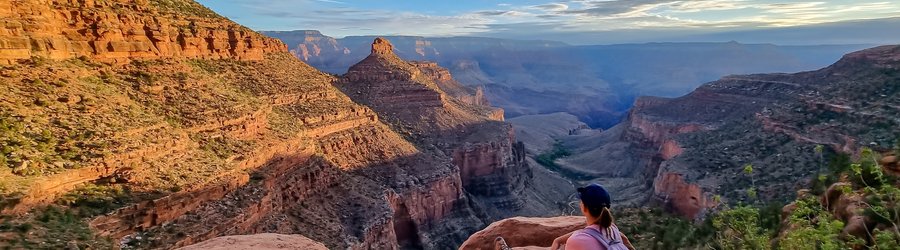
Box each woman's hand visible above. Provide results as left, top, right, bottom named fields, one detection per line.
left=550, top=232, right=574, bottom=250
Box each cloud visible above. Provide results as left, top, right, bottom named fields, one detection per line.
left=537, top=14, right=563, bottom=19
left=558, top=0, right=676, bottom=17
left=668, top=0, right=750, bottom=13
left=311, top=0, right=346, bottom=4
left=473, top=10, right=528, bottom=17
left=198, top=0, right=900, bottom=44
left=474, top=17, right=900, bottom=45
left=531, top=3, right=569, bottom=11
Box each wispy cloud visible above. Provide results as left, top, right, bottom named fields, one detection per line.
left=531, top=3, right=569, bottom=11
left=198, top=0, right=900, bottom=44
left=311, top=0, right=346, bottom=4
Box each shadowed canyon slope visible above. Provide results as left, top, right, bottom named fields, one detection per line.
left=540, top=45, right=900, bottom=219
left=0, top=1, right=568, bottom=249
left=263, top=30, right=873, bottom=128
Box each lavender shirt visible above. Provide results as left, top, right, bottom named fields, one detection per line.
left=564, top=224, right=621, bottom=250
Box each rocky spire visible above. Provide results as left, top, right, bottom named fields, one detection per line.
left=371, top=37, right=396, bottom=57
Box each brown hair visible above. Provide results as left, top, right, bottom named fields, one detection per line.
left=586, top=204, right=615, bottom=236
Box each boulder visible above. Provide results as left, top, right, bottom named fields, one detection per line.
left=178, top=233, right=327, bottom=250
left=459, top=216, right=585, bottom=250
left=879, top=154, right=899, bottom=177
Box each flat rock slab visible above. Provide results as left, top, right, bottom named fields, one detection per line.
left=460, top=216, right=585, bottom=250
left=179, top=233, right=327, bottom=250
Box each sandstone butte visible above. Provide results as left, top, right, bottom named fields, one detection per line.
left=0, top=0, right=568, bottom=249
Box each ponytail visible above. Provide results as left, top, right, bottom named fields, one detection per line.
left=589, top=206, right=616, bottom=236
left=598, top=207, right=614, bottom=229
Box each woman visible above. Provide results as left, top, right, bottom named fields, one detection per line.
left=550, top=184, right=635, bottom=250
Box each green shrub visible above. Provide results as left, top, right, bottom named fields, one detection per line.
left=0, top=205, right=106, bottom=248
left=872, top=229, right=900, bottom=249
left=705, top=147, right=900, bottom=249
left=199, top=136, right=254, bottom=159
left=535, top=141, right=570, bottom=168
left=0, top=113, right=26, bottom=168
left=713, top=206, right=771, bottom=250
left=50, top=78, right=68, bottom=87
left=28, top=56, right=49, bottom=66
left=619, top=208, right=717, bottom=249
left=779, top=196, right=849, bottom=249
left=33, top=98, right=48, bottom=107
left=56, top=183, right=133, bottom=217
left=14, top=223, right=32, bottom=233
left=150, top=0, right=222, bottom=18
left=849, top=148, right=886, bottom=188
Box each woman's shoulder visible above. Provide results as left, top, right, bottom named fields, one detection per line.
left=565, top=227, right=604, bottom=250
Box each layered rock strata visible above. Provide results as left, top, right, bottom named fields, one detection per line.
left=552, top=45, right=900, bottom=219
left=261, top=30, right=348, bottom=62
left=0, top=0, right=284, bottom=64
left=0, top=2, right=560, bottom=249
left=338, top=38, right=566, bottom=237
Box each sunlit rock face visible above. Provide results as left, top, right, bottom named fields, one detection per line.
left=337, top=38, right=567, bottom=228
left=0, top=2, right=567, bottom=249
left=0, top=0, right=285, bottom=65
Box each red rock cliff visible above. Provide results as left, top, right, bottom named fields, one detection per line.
left=338, top=37, right=548, bottom=237
left=0, top=0, right=285, bottom=64
left=0, top=4, right=517, bottom=250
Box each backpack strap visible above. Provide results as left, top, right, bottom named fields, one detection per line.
left=581, top=226, right=623, bottom=247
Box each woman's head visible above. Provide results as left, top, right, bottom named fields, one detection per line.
left=577, top=184, right=613, bottom=228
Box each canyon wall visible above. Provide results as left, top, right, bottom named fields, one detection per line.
left=0, top=0, right=284, bottom=65
left=338, top=37, right=565, bottom=234
left=0, top=2, right=561, bottom=249
left=562, top=45, right=900, bottom=219
left=536, top=45, right=900, bottom=220
left=265, top=30, right=868, bottom=129
left=261, top=30, right=346, bottom=62
left=0, top=0, right=287, bottom=64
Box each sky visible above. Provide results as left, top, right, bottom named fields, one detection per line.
left=197, top=0, right=900, bottom=45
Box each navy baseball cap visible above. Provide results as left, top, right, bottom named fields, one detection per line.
left=577, top=184, right=611, bottom=209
